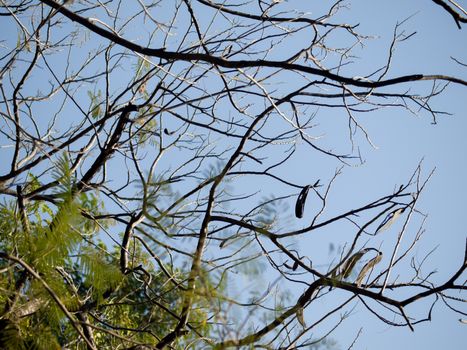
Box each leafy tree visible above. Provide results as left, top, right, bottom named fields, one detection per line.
left=0, top=1, right=466, bottom=349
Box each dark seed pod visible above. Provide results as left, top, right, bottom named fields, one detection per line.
left=295, top=185, right=311, bottom=218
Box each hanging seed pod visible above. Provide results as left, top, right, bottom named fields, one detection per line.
left=340, top=248, right=373, bottom=279
left=376, top=207, right=405, bottom=234
left=284, top=259, right=300, bottom=271
left=164, top=128, right=175, bottom=135
left=296, top=307, right=306, bottom=328
left=356, top=251, right=383, bottom=287
left=295, top=185, right=311, bottom=218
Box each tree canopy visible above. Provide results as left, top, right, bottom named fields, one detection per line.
left=0, top=1, right=466, bottom=349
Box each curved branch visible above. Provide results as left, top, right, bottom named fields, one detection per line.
left=431, top=0, right=467, bottom=29
left=40, top=0, right=467, bottom=88
left=214, top=280, right=323, bottom=349
left=195, top=0, right=340, bottom=27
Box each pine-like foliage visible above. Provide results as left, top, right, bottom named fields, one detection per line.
left=0, top=153, right=210, bottom=349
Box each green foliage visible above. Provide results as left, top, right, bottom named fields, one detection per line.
left=0, top=319, right=23, bottom=350
left=0, top=158, right=217, bottom=347
left=79, top=246, right=123, bottom=303
left=87, top=90, right=103, bottom=119
left=134, top=106, right=159, bottom=145
left=0, top=201, right=17, bottom=251
left=0, top=145, right=221, bottom=348
left=79, top=191, right=109, bottom=234
left=255, top=195, right=289, bottom=230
